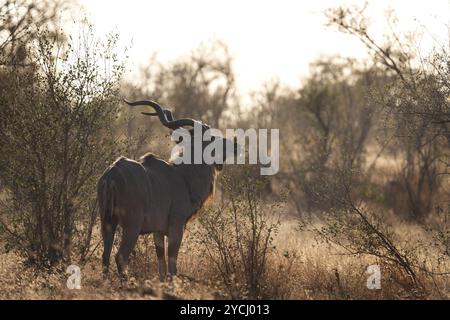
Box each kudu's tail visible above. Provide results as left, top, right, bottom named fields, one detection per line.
left=97, top=174, right=116, bottom=233
left=97, top=169, right=119, bottom=274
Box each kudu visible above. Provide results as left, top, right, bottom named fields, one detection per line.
left=97, top=99, right=236, bottom=281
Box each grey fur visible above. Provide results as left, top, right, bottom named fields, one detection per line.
left=97, top=99, right=233, bottom=281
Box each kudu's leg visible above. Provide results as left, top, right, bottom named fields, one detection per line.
left=167, top=223, right=184, bottom=278
left=153, top=232, right=167, bottom=282
left=101, top=216, right=118, bottom=276
left=115, top=224, right=140, bottom=280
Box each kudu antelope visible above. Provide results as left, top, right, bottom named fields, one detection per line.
left=97, top=99, right=236, bottom=281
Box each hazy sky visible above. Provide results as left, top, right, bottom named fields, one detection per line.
left=77, top=0, right=450, bottom=92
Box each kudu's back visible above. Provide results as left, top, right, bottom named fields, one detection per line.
left=97, top=155, right=172, bottom=234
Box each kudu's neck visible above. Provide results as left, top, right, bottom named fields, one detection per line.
left=175, top=163, right=217, bottom=214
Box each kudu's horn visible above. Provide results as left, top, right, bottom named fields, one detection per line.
left=123, top=98, right=198, bottom=129
left=142, top=109, right=174, bottom=121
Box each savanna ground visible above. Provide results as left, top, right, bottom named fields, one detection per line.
left=0, top=1, right=449, bottom=300
left=1, top=156, right=449, bottom=300
left=0, top=217, right=448, bottom=300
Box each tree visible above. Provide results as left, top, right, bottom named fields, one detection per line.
left=0, top=0, right=68, bottom=66
left=326, top=4, right=449, bottom=220
left=125, top=40, right=235, bottom=129
left=249, top=58, right=378, bottom=214
left=0, top=25, right=124, bottom=266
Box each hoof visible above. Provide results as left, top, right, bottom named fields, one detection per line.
left=102, top=270, right=110, bottom=280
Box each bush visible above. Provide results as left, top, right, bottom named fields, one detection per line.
left=0, top=25, right=124, bottom=266
left=196, top=166, right=283, bottom=299
left=326, top=4, right=448, bottom=220
left=299, top=174, right=429, bottom=297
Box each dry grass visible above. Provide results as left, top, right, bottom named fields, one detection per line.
left=1, top=210, right=450, bottom=300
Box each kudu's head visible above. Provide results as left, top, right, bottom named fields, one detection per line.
left=123, top=99, right=239, bottom=170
